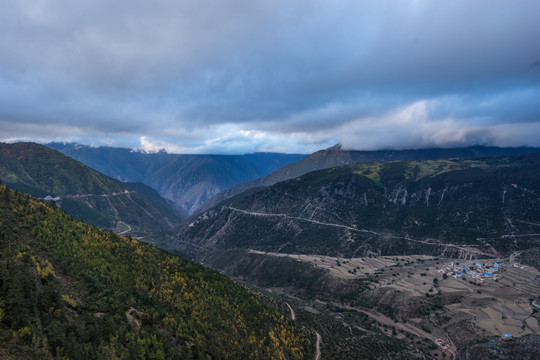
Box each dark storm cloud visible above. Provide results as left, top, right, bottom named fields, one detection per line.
left=0, top=0, right=539, bottom=153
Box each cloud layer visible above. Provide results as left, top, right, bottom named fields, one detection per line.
left=1, top=0, right=539, bottom=153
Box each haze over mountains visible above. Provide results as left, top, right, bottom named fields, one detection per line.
left=48, top=142, right=540, bottom=217
left=0, top=142, right=437, bottom=359
left=48, top=142, right=306, bottom=215
left=2, top=1, right=540, bottom=358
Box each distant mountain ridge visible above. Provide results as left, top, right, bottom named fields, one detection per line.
left=0, top=142, right=182, bottom=244
left=48, top=142, right=306, bottom=214
left=200, top=145, right=540, bottom=213
left=178, top=152, right=540, bottom=264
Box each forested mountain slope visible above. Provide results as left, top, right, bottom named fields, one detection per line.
left=0, top=143, right=182, bottom=243
left=0, top=185, right=309, bottom=359
left=179, top=153, right=540, bottom=262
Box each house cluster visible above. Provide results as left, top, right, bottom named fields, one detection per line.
left=438, top=261, right=503, bottom=283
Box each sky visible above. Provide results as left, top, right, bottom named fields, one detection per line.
left=0, top=0, right=539, bottom=154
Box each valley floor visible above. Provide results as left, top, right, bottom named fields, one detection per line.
left=250, top=250, right=540, bottom=359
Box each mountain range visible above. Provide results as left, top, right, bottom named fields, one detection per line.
left=47, top=143, right=306, bottom=214
left=175, top=150, right=540, bottom=359
left=3, top=140, right=540, bottom=359
left=0, top=160, right=424, bottom=360
left=200, top=144, right=540, bottom=213
left=179, top=152, right=540, bottom=264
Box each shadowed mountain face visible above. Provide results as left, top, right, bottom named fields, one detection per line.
left=0, top=142, right=182, bottom=244
left=200, top=145, right=540, bottom=213
left=178, top=153, right=540, bottom=263
left=47, top=142, right=306, bottom=214
left=144, top=154, right=306, bottom=215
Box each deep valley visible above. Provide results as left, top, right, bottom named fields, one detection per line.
left=2, top=143, right=540, bottom=359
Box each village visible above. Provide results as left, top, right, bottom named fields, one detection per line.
left=252, top=250, right=540, bottom=356
left=438, top=260, right=506, bottom=283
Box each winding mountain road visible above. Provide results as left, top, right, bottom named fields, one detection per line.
left=286, top=302, right=296, bottom=321
left=284, top=301, right=319, bottom=359
left=64, top=190, right=135, bottom=199
left=314, top=332, right=321, bottom=360
left=227, top=206, right=500, bottom=257
left=226, top=207, right=364, bottom=233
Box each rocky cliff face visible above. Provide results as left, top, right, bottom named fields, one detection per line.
left=178, top=154, right=540, bottom=260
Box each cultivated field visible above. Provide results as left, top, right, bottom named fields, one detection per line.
left=250, top=250, right=540, bottom=359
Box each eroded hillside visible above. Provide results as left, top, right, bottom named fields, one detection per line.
left=179, top=154, right=540, bottom=260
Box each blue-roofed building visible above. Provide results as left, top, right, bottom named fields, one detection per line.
left=485, top=272, right=492, bottom=277
left=476, top=262, right=483, bottom=266
left=456, top=272, right=465, bottom=276
left=461, top=265, right=468, bottom=269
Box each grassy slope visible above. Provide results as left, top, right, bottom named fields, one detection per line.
left=0, top=185, right=308, bottom=359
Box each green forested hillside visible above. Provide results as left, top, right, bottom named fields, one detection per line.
left=0, top=185, right=308, bottom=359
left=0, top=142, right=183, bottom=243
left=0, top=142, right=124, bottom=196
